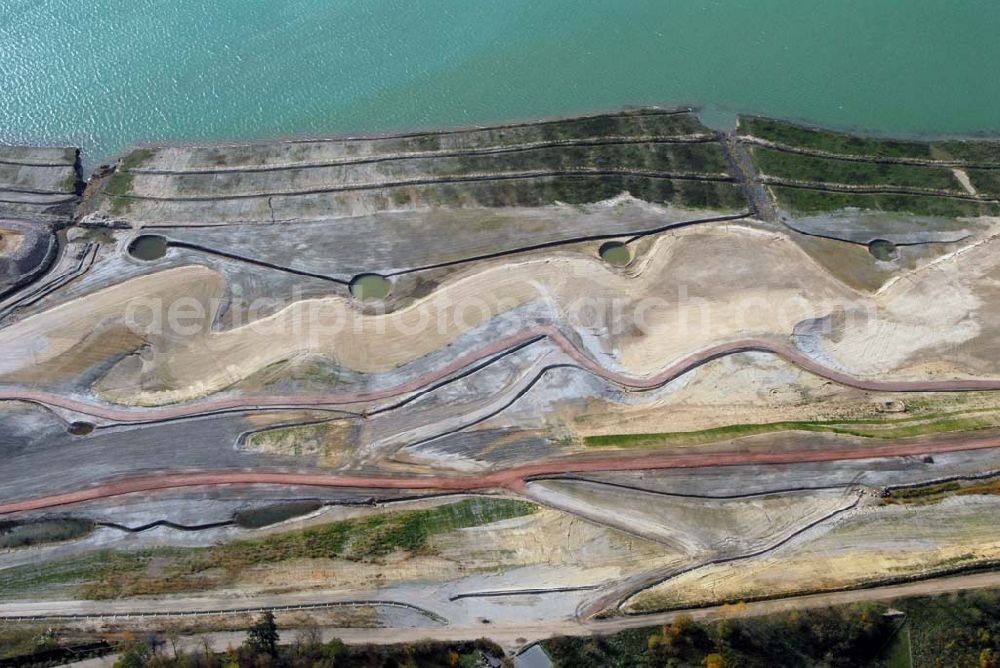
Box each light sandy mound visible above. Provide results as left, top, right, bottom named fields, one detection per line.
left=0, top=228, right=25, bottom=254
left=233, top=508, right=684, bottom=595
left=1, top=222, right=996, bottom=404
left=0, top=265, right=224, bottom=379
left=97, top=225, right=862, bottom=404
left=524, top=479, right=854, bottom=558
left=820, top=228, right=1000, bottom=378
left=626, top=496, right=1000, bottom=612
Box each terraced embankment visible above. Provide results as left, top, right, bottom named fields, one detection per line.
left=0, top=145, right=80, bottom=223
left=0, top=145, right=81, bottom=297
left=737, top=116, right=1000, bottom=217
left=88, top=109, right=746, bottom=225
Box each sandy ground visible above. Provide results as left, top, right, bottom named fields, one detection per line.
left=3, top=221, right=1000, bottom=408
left=626, top=494, right=1000, bottom=612
left=953, top=168, right=978, bottom=195
left=524, top=479, right=855, bottom=556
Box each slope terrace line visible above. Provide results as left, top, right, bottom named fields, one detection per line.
left=117, top=169, right=735, bottom=202
left=129, top=135, right=717, bottom=176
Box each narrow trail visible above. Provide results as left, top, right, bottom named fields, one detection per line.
left=722, top=131, right=778, bottom=222
left=3, top=431, right=1000, bottom=514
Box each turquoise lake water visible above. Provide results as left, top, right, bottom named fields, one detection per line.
left=2, top=0, right=999, bottom=166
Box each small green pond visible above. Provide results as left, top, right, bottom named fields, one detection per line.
left=868, top=239, right=898, bottom=261
left=349, top=273, right=391, bottom=301
left=128, top=234, right=168, bottom=261
left=599, top=241, right=631, bottom=266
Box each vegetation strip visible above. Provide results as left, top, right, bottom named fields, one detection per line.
left=741, top=135, right=1000, bottom=169
left=584, top=409, right=1000, bottom=448
left=129, top=135, right=718, bottom=175
left=760, top=176, right=999, bottom=201
left=112, top=168, right=737, bottom=202
left=0, top=498, right=536, bottom=600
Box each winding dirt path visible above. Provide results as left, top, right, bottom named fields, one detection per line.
left=4, top=325, right=1000, bottom=424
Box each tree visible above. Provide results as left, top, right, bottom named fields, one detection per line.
left=705, top=653, right=726, bottom=668
left=115, top=641, right=152, bottom=668
left=244, top=610, right=280, bottom=657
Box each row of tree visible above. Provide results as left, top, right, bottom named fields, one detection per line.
left=114, top=611, right=508, bottom=668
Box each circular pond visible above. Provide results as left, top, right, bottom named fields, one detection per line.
left=599, top=241, right=631, bottom=266
left=128, top=234, right=168, bottom=261
left=868, top=239, right=898, bottom=261
left=349, top=273, right=391, bottom=301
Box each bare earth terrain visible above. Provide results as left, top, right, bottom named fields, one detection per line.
left=4, top=110, right=1000, bottom=650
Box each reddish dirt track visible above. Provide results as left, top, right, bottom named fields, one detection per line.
left=3, top=325, right=1000, bottom=424
left=3, top=432, right=1000, bottom=514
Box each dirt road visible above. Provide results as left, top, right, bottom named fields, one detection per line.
left=35, top=570, right=1000, bottom=666
left=3, top=431, right=1000, bottom=513
left=4, top=326, right=1000, bottom=425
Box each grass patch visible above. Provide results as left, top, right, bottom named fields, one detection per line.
left=0, top=498, right=536, bottom=600
left=583, top=409, right=1000, bottom=449
left=740, top=116, right=933, bottom=159
left=104, top=170, right=134, bottom=215
left=369, top=112, right=707, bottom=155
left=0, top=518, right=94, bottom=549
left=244, top=422, right=337, bottom=457
left=753, top=147, right=960, bottom=191
left=741, top=116, right=1000, bottom=166
left=885, top=481, right=963, bottom=502
left=966, top=168, right=1000, bottom=196
left=104, top=148, right=157, bottom=215
left=886, top=476, right=1000, bottom=505
left=58, top=171, right=79, bottom=193
left=0, top=550, right=121, bottom=600
left=896, top=588, right=1000, bottom=667
left=769, top=185, right=1000, bottom=217
left=933, top=141, right=1000, bottom=165
left=411, top=174, right=747, bottom=211
left=119, top=147, right=157, bottom=171
left=880, top=624, right=913, bottom=668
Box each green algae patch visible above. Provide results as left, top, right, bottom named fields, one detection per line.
left=599, top=241, right=631, bottom=266
left=349, top=273, right=391, bottom=300
left=234, top=501, right=324, bottom=529
left=868, top=239, right=898, bottom=261
left=0, top=519, right=94, bottom=550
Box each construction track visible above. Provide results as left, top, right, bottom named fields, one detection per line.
left=4, top=431, right=1000, bottom=514
left=5, top=326, right=1000, bottom=425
